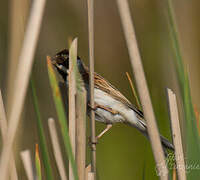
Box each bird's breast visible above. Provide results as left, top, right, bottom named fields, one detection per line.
left=93, top=88, right=138, bottom=125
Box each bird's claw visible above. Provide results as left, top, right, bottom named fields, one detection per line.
left=87, top=103, right=98, bottom=111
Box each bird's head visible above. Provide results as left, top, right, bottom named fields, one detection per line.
left=51, top=49, right=69, bottom=81
left=51, top=49, right=86, bottom=81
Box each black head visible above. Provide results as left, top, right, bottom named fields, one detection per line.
left=51, top=49, right=85, bottom=81
left=51, top=49, right=69, bottom=81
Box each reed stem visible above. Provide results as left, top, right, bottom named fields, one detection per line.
left=87, top=0, right=96, bottom=179
left=116, top=0, right=168, bottom=178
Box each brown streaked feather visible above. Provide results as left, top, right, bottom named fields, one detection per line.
left=81, top=62, right=144, bottom=119
left=94, top=73, right=144, bottom=119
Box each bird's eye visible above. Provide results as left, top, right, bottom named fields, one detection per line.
left=61, top=54, right=68, bottom=59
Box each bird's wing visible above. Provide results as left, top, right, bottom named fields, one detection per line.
left=93, top=72, right=144, bottom=119
left=81, top=63, right=144, bottom=119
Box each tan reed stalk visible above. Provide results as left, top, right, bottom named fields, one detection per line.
left=20, top=150, right=34, bottom=180
left=76, top=87, right=87, bottom=180
left=116, top=0, right=168, bottom=179
left=173, top=166, right=177, bottom=180
left=167, top=88, right=186, bottom=180
left=0, top=0, right=46, bottom=178
left=48, top=118, right=68, bottom=180
left=35, top=144, right=42, bottom=180
left=194, top=106, right=200, bottom=135
left=47, top=56, right=78, bottom=179
left=68, top=39, right=78, bottom=180
left=85, top=164, right=92, bottom=180
left=87, top=0, right=96, bottom=178
left=125, top=72, right=141, bottom=110
left=0, top=90, right=7, bottom=144
left=0, top=90, right=18, bottom=180
left=87, top=173, right=95, bottom=180
left=6, top=0, right=29, bottom=114
left=6, top=3, right=29, bottom=177
left=85, top=164, right=94, bottom=180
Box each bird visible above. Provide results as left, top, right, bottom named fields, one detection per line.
left=51, top=48, right=174, bottom=151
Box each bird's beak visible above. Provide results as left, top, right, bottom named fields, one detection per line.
left=51, top=57, right=57, bottom=66
left=50, top=56, right=68, bottom=74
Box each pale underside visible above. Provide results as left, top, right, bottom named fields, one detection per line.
left=93, top=88, right=146, bottom=131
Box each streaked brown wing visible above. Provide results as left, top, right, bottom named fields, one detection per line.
left=81, top=62, right=144, bottom=119
left=94, top=73, right=144, bottom=119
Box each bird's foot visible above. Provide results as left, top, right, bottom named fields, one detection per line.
left=87, top=124, right=113, bottom=146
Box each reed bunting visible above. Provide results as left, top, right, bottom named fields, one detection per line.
left=51, top=49, right=174, bottom=151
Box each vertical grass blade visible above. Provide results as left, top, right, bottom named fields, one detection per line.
left=47, top=56, right=79, bottom=180
left=69, top=37, right=87, bottom=180
left=167, top=89, right=186, bottom=180
left=31, top=79, right=53, bottom=179
left=48, top=118, right=68, bottom=180
left=75, top=57, right=87, bottom=180
left=35, top=144, right=42, bottom=180
left=75, top=90, right=86, bottom=180
left=0, top=0, right=46, bottom=178
left=20, top=150, right=34, bottom=180
left=167, top=1, right=200, bottom=179
left=0, top=90, right=18, bottom=180
left=6, top=0, right=29, bottom=114
left=194, top=106, right=200, bottom=135
left=172, top=167, right=176, bottom=180
left=85, top=165, right=92, bottom=180
left=142, top=161, right=146, bottom=180
left=87, top=0, right=96, bottom=178
left=68, top=39, right=77, bottom=180
left=116, top=0, right=168, bottom=179
left=0, top=90, right=8, bottom=139
left=125, top=72, right=141, bottom=110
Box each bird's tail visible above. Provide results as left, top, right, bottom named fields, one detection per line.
left=127, top=119, right=174, bottom=151
left=160, top=135, right=174, bottom=151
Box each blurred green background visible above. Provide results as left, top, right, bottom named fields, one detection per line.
left=1, top=0, right=200, bottom=179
